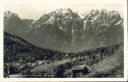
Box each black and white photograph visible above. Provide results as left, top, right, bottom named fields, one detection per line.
left=0, top=0, right=127, bottom=81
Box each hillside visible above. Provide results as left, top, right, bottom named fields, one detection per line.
left=4, top=32, right=64, bottom=63
left=83, top=44, right=123, bottom=77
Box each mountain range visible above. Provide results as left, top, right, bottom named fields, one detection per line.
left=4, top=8, right=123, bottom=52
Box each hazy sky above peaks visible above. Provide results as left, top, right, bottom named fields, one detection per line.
left=4, top=3, right=124, bottom=20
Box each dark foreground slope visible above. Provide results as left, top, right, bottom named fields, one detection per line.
left=4, top=32, right=65, bottom=63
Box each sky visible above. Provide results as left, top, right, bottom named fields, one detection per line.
left=3, top=0, right=124, bottom=20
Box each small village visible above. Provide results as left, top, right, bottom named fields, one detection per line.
left=4, top=43, right=122, bottom=78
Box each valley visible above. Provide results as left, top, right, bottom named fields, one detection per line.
left=4, top=32, right=123, bottom=78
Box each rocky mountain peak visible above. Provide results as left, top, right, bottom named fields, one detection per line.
left=83, top=9, right=123, bottom=31
left=35, top=8, right=83, bottom=30
left=53, top=8, right=73, bottom=14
